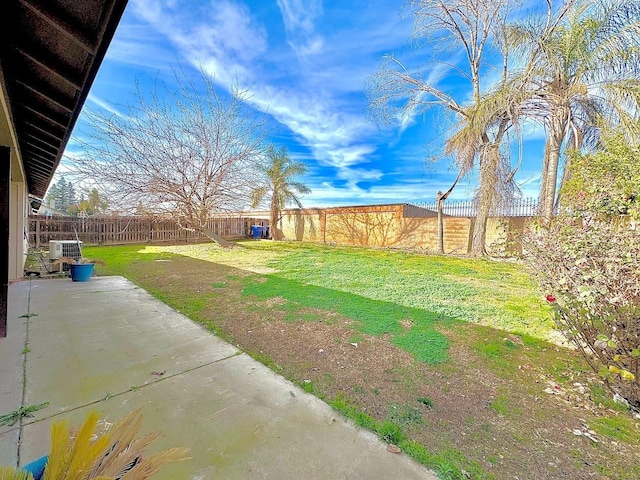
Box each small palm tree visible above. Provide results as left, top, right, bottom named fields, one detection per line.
left=251, top=146, right=310, bottom=240
left=1, top=410, right=188, bottom=480
left=510, top=0, right=640, bottom=219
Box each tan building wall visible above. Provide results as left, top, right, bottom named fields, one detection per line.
left=485, top=217, right=531, bottom=255
left=280, top=209, right=322, bottom=242
left=281, top=205, right=473, bottom=254
left=279, top=204, right=532, bottom=255
left=8, top=181, right=27, bottom=281
left=324, top=205, right=405, bottom=247
left=2, top=66, right=28, bottom=282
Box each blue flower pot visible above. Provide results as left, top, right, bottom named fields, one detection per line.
left=69, top=263, right=94, bottom=282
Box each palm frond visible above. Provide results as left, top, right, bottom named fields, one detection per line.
left=119, top=448, right=190, bottom=480
left=66, top=412, right=111, bottom=479
left=250, top=187, right=269, bottom=209
left=258, top=144, right=311, bottom=223
left=0, top=467, right=33, bottom=480
left=39, top=410, right=187, bottom=480
left=43, top=419, right=73, bottom=479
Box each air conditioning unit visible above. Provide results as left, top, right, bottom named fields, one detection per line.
left=49, top=240, right=82, bottom=262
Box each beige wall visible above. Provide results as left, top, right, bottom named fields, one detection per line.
left=2, top=64, right=28, bottom=281
left=485, top=217, right=530, bottom=255
left=281, top=206, right=474, bottom=254
left=280, top=209, right=322, bottom=242
left=280, top=205, right=531, bottom=255
left=324, top=206, right=404, bottom=247
left=9, top=181, right=27, bottom=281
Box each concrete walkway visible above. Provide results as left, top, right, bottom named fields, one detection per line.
left=0, top=276, right=437, bottom=479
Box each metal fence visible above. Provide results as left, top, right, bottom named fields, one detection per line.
left=413, top=197, right=540, bottom=218
left=28, top=215, right=263, bottom=247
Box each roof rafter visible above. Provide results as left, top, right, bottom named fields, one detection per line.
left=19, top=0, right=96, bottom=54
left=16, top=47, right=83, bottom=91
left=21, top=120, right=65, bottom=142
left=24, top=133, right=59, bottom=153
left=15, top=80, right=73, bottom=113
left=23, top=105, right=68, bottom=130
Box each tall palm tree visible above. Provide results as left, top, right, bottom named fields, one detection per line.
left=510, top=0, right=640, bottom=220
left=366, top=0, right=519, bottom=256
left=251, top=145, right=311, bottom=240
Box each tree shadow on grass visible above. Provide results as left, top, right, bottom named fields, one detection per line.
left=89, top=245, right=458, bottom=365
left=242, top=275, right=458, bottom=365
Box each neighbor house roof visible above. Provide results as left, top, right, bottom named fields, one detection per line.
left=0, top=0, right=128, bottom=198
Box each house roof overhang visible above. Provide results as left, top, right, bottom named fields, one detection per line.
left=0, top=0, right=128, bottom=198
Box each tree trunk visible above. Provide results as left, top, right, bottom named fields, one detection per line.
left=471, top=201, right=491, bottom=257
left=270, top=196, right=280, bottom=240
left=437, top=194, right=444, bottom=254
left=470, top=147, right=500, bottom=256
left=436, top=170, right=463, bottom=255
left=540, top=104, right=569, bottom=221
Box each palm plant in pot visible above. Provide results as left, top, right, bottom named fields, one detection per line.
left=0, top=409, right=188, bottom=479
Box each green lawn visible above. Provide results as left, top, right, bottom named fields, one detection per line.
left=82, top=241, right=640, bottom=480
left=86, top=241, right=552, bottom=366
left=87, top=241, right=551, bottom=333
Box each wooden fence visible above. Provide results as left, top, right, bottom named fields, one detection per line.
left=414, top=197, right=540, bottom=217
left=28, top=215, right=264, bottom=247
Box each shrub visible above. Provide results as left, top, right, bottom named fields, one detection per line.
left=562, top=131, right=640, bottom=221
left=524, top=217, right=640, bottom=409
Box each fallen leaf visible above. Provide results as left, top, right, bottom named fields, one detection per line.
left=387, top=444, right=401, bottom=454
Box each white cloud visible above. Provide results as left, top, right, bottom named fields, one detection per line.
left=118, top=0, right=426, bottom=197
left=305, top=177, right=467, bottom=207
left=520, top=119, right=547, bottom=140
left=276, top=0, right=324, bottom=57
left=277, top=0, right=322, bottom=34
left=86, top=94, right=130, bottom=120
left=105, top=22, right=173, bottom=69
left=130, top=0, right=267, bottom=84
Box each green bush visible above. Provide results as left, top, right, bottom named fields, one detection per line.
left=525, top=217, right=640, bottom=409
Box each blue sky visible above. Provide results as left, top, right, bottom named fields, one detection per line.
left=63, top=0, right=547, bottom=208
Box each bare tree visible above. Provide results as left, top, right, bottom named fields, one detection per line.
left=366, top=0, right=522, bottom=256
left=69, top=71, right=268, bottom=231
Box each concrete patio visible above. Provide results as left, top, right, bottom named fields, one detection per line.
left=0, top=276, right=437, bottom=479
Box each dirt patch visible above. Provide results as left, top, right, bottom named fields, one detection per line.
left=121, top=254, right=640, bottom=480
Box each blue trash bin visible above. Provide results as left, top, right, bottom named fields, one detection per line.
left=251, top=225, right=261, bottom=239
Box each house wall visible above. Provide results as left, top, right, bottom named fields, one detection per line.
left=8, top=180, right=27, bottom=281
left=1, top=65, right=28, bottom=282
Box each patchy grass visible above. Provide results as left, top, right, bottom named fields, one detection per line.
left=590, top=416, right=640, bottom=445
left=255, top=242, right=552, bottom=339
left=243, top=274, right=454, bottom=364
left=89, top=241, right=553, bottom=339
left=84, top=242, right=640, bottom=480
